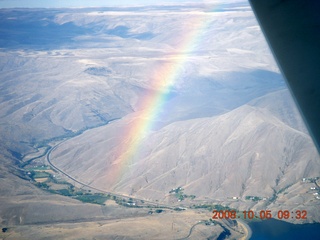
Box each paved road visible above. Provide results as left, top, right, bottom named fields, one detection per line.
left=176, top=221, right=203, bottom=240
left=46, top=138, right=173, bottom=209
left=46, top=142, right=108, bottom=194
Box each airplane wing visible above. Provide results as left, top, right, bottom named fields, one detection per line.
left=249, top=0, right=320, bottom=152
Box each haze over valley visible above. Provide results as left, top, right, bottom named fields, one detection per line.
left=1, top=1, right=320, bottom=239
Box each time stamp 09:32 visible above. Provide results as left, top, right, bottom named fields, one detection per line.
left=212, top=210, right=307, bottom=220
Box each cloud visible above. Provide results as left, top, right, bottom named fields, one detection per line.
left=0, top=0, right=248, bottom=8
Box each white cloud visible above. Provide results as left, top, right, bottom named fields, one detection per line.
left=0, top=0, right=248, bottom=8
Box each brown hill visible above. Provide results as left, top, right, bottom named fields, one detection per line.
left=51, top=91, right=320, bottom=205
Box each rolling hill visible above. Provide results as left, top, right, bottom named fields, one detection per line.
left=50, top=90, right=320, bottom=210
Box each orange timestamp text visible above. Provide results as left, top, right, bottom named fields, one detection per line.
left=212, top=210, right=307, bottom=220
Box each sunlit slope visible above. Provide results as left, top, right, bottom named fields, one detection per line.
left=0, top=52, right=137, bottom=153
left=0, top=54, right=283, bottom=155
left=0, top=5, right=283, bottom=155
left=248, top=89, right=308, bottom=133
left=51, top=90, right=320, bottom=202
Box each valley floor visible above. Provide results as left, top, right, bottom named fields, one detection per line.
left=0, top=208, right=247, bottom=240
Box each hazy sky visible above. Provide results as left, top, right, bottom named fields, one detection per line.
left=0, top=0, right=246, bottom=8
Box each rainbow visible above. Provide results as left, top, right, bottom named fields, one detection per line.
left=107, top=7, right=219, bottom=188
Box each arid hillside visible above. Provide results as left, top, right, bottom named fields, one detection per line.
left=50, top=90, right=320, bottom=222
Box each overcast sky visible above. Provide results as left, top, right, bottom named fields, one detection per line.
left=0, top=0, right=246, bottom=8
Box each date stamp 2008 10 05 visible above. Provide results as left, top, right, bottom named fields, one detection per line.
left=212, top=210, right=307, bottom=220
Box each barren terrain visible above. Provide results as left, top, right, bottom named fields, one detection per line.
left=1, top=2, right=320, bottom=239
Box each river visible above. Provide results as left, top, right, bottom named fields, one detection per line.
left=248, top=218, right=320, bottom=239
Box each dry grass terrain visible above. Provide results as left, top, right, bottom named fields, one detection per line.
left=1, top=4, right=320, bottom=239
left=1, top=208, right=247, bottom=240
left=0, top=150, right=246, bottom=239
